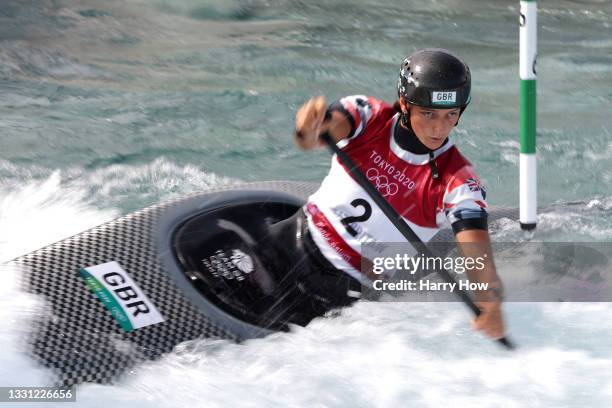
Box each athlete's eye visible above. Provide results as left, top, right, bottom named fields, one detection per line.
left=448, top=111, right=458, bottom=117
left=423, top=111, right=434, bottom=119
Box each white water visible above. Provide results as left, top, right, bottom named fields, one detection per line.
left=1, top=0, right=611, bottom=405
left=1, top=172, right=611, bottom=407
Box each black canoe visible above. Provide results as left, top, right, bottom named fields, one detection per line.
left=6, top=181, right=519, bottom=386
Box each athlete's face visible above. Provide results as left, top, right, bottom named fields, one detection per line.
left=404, top=103, right=460, bottom=150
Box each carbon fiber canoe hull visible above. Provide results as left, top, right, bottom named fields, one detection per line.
left=6, top=181, right=519, bottom=386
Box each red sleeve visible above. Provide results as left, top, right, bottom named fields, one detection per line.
left=442, top=165, right=489, bottom=233
left=328, top=95, right=386, bottom=141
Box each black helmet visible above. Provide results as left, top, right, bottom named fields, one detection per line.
left=397, top=48, right=471, bottom=110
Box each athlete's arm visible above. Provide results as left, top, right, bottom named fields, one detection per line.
left=455, top=228, right=505, bottom=340
left=294, top=96, right=352, bottom=150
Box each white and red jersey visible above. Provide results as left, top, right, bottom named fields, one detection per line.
left=304, top=95, right=488, bottom=285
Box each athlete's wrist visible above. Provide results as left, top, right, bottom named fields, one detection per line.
left=475, top=282, right=504, bottom=302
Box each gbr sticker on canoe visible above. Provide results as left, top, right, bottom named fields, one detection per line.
left=431, top=91, right=456, bottom=105
left=79, top=261, right=164, bottom=332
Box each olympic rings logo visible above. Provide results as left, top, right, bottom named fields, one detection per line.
left=366, top=168, right=399, bottom=197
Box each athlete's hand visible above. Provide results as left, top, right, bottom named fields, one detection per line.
left=294, top=96, right=328, bottom=150
left=472, top=300, right=505, bottom=340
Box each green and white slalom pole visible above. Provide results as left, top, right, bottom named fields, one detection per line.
left=519, top=0, right=537, bottom=230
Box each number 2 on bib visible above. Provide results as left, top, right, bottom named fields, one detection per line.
left=340, top=198, right=372, bottom=237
